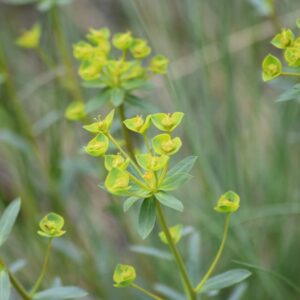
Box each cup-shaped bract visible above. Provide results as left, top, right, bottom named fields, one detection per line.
left=105, top=168, right=131, bottom=195
left=149, top=55, right=169, bottom=74
left=123, top=115, right=151, bottom=134
left=130, top=38, right=151, bottom=59
left=284, top=47, right=300, bottom=67
left=159, top=224, right=183, bottom=245
left=113, top=31, right=133, bottom=50
left=214, top=191, right=240, bottom=213
left=85, top=134, right=109, bottom=157
left=83, top=110, right=115, bottom=134
left=152, top=134, right=182, bottom=156
left=136, top=153, right=169, bottom=171
left=262, top=54, right=282, bottom=82
left=65, top=101, right=86, bottom=121
left=73, top=41, right=95, bottom=61
left=104, top=154, right=129, bottom=171
left=151, top=112, right=184, bottom=132
left=86, top=28, right=111, bottom=53
left=16, top=23, right=41, bottom=49
left=113, top=264, right=136, bottom=288
left=121, top=61, right=145, bottom=81
left=271, top=29, right=294, bottom=49
left=79, top=53, right=107, bottom=81
left=38, top=213, right=66, bottom=238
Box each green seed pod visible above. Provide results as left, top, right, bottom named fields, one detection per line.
left=214, top=191, right=240, bottom=213
left=38, top=213, right=66, bottom=238
left=151, top=112, right=184, bottom=132
left=113, top=264, right=136, bottom=288
left=130, top=38, right=151, bottom=59
left=149, top=55, right=169, bottom=74
left=85, top=134, right=109, bottom=157
left=16, top=23, right=41, bottom=49
left=105, top=168, right=131, bottom=195
left=136, top=153, right=169, bottom=171
left=83, top=110, right=115, bottom=134
left=271, top=28, right=294, bottom=49
left=123, top=115, right=151, bottom=134
left=152, top=133, right=182, bottom=156
left=65, top=101, right=86, bottom=121
left=112, top=31, right=133, bottom=50
left=262, top=54, right=282, bottom=81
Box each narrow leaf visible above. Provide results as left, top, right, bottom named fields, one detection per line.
left=33, top=286, right=88, bottom=300
left=129, top=245, right=172, bottom=260
left=0, top=198, right=21, bottom=247
left=0, top=271, right=10, bottom=300
left=155, top=192, right=184, bottom=212
left=110, top=88, right=125, bottom=107
left=160, top=173, right=193, bottom=191
left=167, top=156, right=197, bottom=177
left=138, top=197, right=156, bottom=239
left=123, top=197, right=140, bottom=212
left=199, top=269, right=252, bottom=294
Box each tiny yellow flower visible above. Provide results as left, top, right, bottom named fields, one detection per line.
left=151, top=112, right=184, bottom=132
left=85, top=134, right=109, bottom=157
left=105, top=168, right=131, bottom=195
left=38, top=213, right=66, bottom=238
left=104, top=154, right=129, bottom=171
left=83, top=109, right=115, bottom=134
left=113, top=31, right=133, bottom=50
left=130, top=38, right=151, bottom=59
left=113, top=264, right=136, bottom=288
left=136, top=153, right=169, bottom=171
left=271, top=28, right=294, bottom=49
left=262, top=54, right=282, bottom=82
left=152, top=133, right=182, bottom=156
left=149, top=55, right=169, bottom=74
left=214, top=191, right=240, bottom=213
left=123, top=115, right=151, bottom=134
left=65, top=101, right=86, bottom=121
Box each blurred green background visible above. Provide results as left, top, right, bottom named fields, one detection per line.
left=0, top=0, right=300, bottom=299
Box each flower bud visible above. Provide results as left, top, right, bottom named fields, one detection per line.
left=151, top=112, right=184, bottom=132
left=85, top=134, right=109, bottom=157
left=65, top=101, right=86, bottom=121
left=113, top=264, right=136, bottom=288
left=149, top=55, right=169, bottom=74
left=152, top=134, right=182, bottom=156
left=214, top=191, right=240, bottom=213
left=38, top=213, right=66, bottom=238
left=16, top=23, right=41, bottom=49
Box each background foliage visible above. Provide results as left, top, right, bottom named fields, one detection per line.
left=0, top=0, right=300, bottom=299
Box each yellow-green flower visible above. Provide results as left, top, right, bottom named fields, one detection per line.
left=293, top=37, right=300, bottom=48
left=136, top=153, right=169, bottom=171
left=16, top=23, right=41, bottom=49
left=152, top=134, right=182, bottom=156
left=78, top=54, right=107, bottom=81
left=113, top=31, right=133, bottom=50
left=105, top=168, right=131, bottom=195
left=85, top=134, right=109, bottom=157
left=38, top=213, right=66, bottom=238
left=262, top=54, right=282, bottom=82
left=104, top=154, right=129, bottom=171
left=65, top=101, right=86, bottom=121
left=149, top=55, right=169, bottom=74
left=284, top=47, right=300, bottom=67
left=123, top=115, right=151, bottom=134
left=214, top=191, right=240, bottom=213
left=83, top=109, right=114, bottom=134
left=121, top=61, right=145, bottom=81
left=271, top=28, right=294, bottom=49
left=130, top=38, right=151, bottom=59
left=73, top=41, right=95, bottom=61
left=151, top=112, right=184, bottom=132
left=113, top=264, right=136, bottom=288
left=159, top=224, right=183, bottom=245
left=86, top=28, right=111, bottom=53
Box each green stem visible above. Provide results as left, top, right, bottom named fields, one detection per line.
left=131, top=283, right=164, bottom=300
left=7, top=270, right=31, bottom=300
left=157, top=161, right=169, bottom=186
left=31, top=239, right=53, bottom=295
left=156, top=202, right=196, bottom=300
left=143, top=133, right=152, bottom=154
left=194, top=214, right=231, bottom=293
left=118, top=104, right=135, bottom=158
left=281, top=72, right=300, bottom=77
left=36, top=47, right=54, bottom=69
left=128, top=173, right=152, bottom=191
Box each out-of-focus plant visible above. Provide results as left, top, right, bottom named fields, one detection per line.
left=0, top=199, right=87, bottom=300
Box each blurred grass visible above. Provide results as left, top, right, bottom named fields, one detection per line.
left=1, top=0, right=300, bottom=299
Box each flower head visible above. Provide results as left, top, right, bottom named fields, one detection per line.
left=85, top=134, right=109, bottom=157
left=262, top=54, right=282, bottom=82
left=83, top=110, right=114, bottom=134
left=151, top=112, right=184, bottom=132
left=130, top=38, right=151, bottom=59
left=113, top=31, right=133, bottom=50
left=214, top=191, right=240, bottom=213
left=105, top=168, right=131, bottom=195
left=123, top=115, right=151, bottom=134
left=113, top=264, right=136, bottom=288
left=38, top=213, right=66, bottom=238
left=152, top=134, right=182, bottom=156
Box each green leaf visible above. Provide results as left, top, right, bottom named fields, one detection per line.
left=110, top=88, right=125, bottom=107
left=126, top=95, right=157, bottom=112
left=138, top=197, right=156, bottom=239
left=129, top=245, right=172, bottom=260
left=160, top=173, right=193, bottom=191
left=121, top=79, right=152, bottom=90
left=167, top=156, right=197, bottom=177
left=0, top=198, right=21, bottom=247
left=199, top=269, right=252, bottom=294
left=123, top=196, right=140, bottom=212
left=33, top=286, right=88, bottom=300
left=85, top=91, right=111, bottom=113
left=155, top=192, right=184, bottom=212
left=276, top=83, right=300, bottom=102
left=0, top=271, right=11, bottom=300
left=154, top=284, right=185, bottom=300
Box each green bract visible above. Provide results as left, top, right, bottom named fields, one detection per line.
left=271, top=28, right=294, bottom=49
left=85, top=134, right=109, bottom=156
left=113, top=264, right=136, bottom=288
left=83, top=109, right=114, bottom=134
left=284, top=47, right=300, bottom=67
left=262, top=54, right=282, bottom=82
left=123, top=115, right=151, bottom=134
left=38, top=213, right=66, bottom=238
left=79, top=54, right=107, bottom=81
left=16, top=23, right=41, bottom=49
left=151, top=112, right=184, bottom=132
left=152, top=133, right=182, bottom=156
left=113, top=31, right=133, bottom=50
left=149, top=55, right=169, bottom=74
left=214, top=191, right=240, bottom=213
left=104, top=154, right=129, bottom=171
left=136, top=153, right=169, bottom=171
left=73, top=41, right=95, bottom=61
left=65, top=102, right=86, bottom=121
left=159, top=224, right=183, bottom=245
left=105, top=168, right=131, bottom=195
left=130, top=38, right=151, bottom=59
left=86, top=28, right=111, bottom=52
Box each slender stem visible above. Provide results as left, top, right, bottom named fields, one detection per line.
left=281, top=72, right=300, bottom=77
left=35, top=47, right=54, bottom=69
left=143, top=133, right=152, bottom=154
left=156, top=202, right=196, bottom=300
left=194, top=214, right=231, bottom=293
left=157, top=161, right=169, bottom=186
left=128, top=173, right=151, bottom=191
left=131, top=283, right=164, bottom=300
left=7, top=270, right=31, bottom=300
left=31, top=239, right=53, bottom=295
left=118, top=104, right=135, bottom=158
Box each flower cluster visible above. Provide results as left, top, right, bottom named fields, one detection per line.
left=262, top=20, right=300, bottom=81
